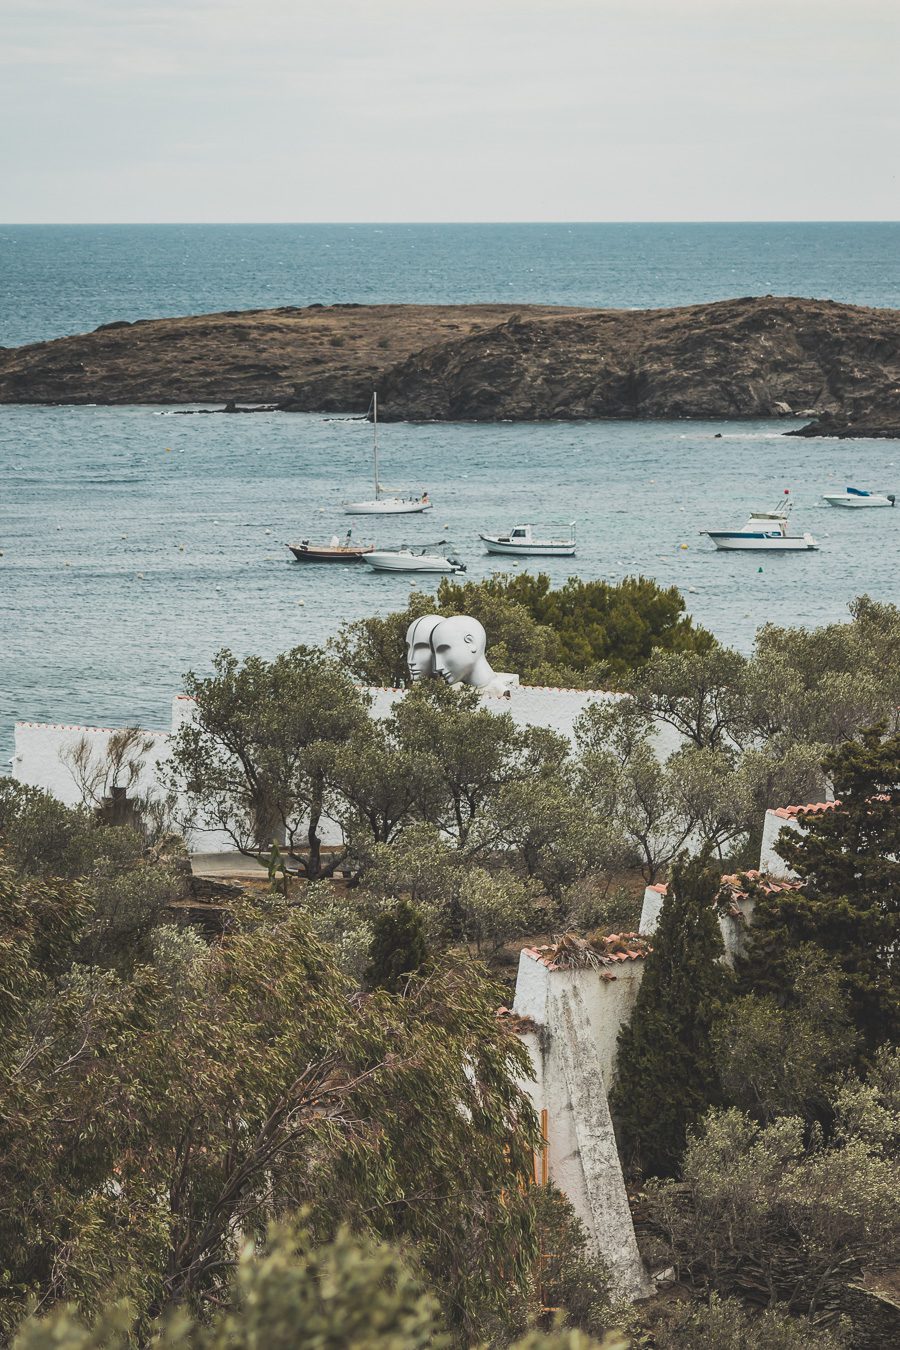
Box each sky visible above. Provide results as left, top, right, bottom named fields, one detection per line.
left=1, top=0, right=898, bottom=223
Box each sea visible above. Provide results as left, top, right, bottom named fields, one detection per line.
left=2, top=223, right=899, bottom=765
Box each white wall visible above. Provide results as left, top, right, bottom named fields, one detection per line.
left=513, top=947, right=646, bottom=1089
left=12, top=721, right=170, bottom=808
left=759, top=808, right=805, bottom=879
left=12, top=685, right=682, bottom=855
left=12, top=703, right=233, bottom=852
left=511, top=948, right=650, bottom=1299
left=639, top=880, right=755, bottom=964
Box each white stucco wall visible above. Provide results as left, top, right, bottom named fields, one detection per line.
left=512, top=949, right=646, bottom=1094
left=759, top=809, right=804, bottom=879
left=11, top=702, right=234, bottom=852
left=511, top=949, right=650, bottom=1299
left=12, top=721, right=171, bottom=809
left=12, top=685, right=682, bottom=856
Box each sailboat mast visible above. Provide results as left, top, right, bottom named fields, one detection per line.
left=372, top=391, right=379, bottom=499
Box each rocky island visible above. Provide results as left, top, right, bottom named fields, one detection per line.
left=2, top=296, right=899, bottom=437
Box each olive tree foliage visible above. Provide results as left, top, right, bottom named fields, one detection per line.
left=576, top=702, right=746, bottom=881
left=0, top=782, right=183, bottom=973
left=643, top=1050, right=900, bottom=1321
left=635, top=596, right=900, bottom=756
left=747, top=596, right=900, bottom=746
left=0, top=877, right=546, bottom=1343
left=165, top=647, right=370, bottom=877
left=572, top=599, right=900, bottom=877
left=364, top=824, right=541, bottom=955
left=387, top=681, right=553, bottom=850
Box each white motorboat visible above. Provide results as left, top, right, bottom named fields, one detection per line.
left=479, top=522, right=577, bottom=556
left=822, top=486, right=896, bottom=508
left=704, top=510, right=819, bottom=552
left=343, top=392, right=433, bottom=515
left=364, top=545, right=466, bottom=574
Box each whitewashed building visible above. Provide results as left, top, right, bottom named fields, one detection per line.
left=507, top=936, right=652, bottom=1300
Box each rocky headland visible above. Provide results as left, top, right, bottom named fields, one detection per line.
left=2, top=296, right=898, bottom=437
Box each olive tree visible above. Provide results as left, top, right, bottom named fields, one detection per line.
left=166, top=647, right=369, bottom=877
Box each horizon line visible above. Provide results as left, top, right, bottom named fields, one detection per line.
left=3, top=218, right=900, bottom=229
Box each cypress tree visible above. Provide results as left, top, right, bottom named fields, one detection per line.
left=742, top=726, right=900, bottom=1052
left=610, top=853, right=732, bottom=1178
left=365, top=899, right=430, bottom=993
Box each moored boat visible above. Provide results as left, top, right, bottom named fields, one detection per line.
left=364, top=546, right=466, bottom=574
left=822, top=487, right=896, bottom=508
left=479, top=522, right=576, bottom=556
left=286, top=538, right=374, bottom=563
left=343, top=392, right=434, bottom=515
left=704, top=510, right=819, bottom=552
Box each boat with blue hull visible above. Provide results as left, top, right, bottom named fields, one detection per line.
left=705, top=510, right=819, bottom=552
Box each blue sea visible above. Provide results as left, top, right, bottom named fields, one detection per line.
left=1, top=224, right=899, bottom=764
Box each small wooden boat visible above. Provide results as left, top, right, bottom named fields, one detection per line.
left=286, top=539, right=374, bottom=563
left=822, top=487, right=896, bottom=508
left=480, top=522, right=576, bottom=556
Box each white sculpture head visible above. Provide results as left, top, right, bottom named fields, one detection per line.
left=431, top=614, right=495, bottom=688
left=405, top=613, right=443, bottom=681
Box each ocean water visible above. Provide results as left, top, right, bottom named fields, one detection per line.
left=3, top=222, right=900, bottom=348
left=1, top=224, right=899, bottom=764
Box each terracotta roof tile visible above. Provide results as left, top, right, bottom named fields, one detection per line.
left=771, top=801, right=839, bottom=819
left=651, top=869, right=804, bottom=909
left=497, top=1006, right=540, bottom=1034
left=523, top=931, right=651, bottom=971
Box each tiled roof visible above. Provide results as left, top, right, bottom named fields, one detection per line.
left=771, top=801, right=838, bottom=819
left=524, top=931, right=650, bottom=971
left=718, top=868, right=804, bottom=906
left=650, top=870, right=803, bottom=917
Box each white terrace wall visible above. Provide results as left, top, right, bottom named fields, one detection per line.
left=513, top=947, right=646, bottom=1089
left=11, top=703, right=234, bottom=853
left=13, top=686, right=682, bottom=854
left=12, top=721, right=171, bottom=810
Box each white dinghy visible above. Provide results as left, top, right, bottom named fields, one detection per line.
left=704, top=508, right=819, bottom=552
left=343, top=392, right=433, bottom=515
left=479, top=522, right=577, bottom=557
left=364, top=544, right=466, bottom=574
left=822, top=486, right=896, bottom=508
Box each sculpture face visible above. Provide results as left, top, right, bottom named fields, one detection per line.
left=431, top=615, right=488, bottom=686
left=405, top=614, right=443, bottom=681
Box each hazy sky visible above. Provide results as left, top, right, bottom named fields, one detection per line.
left=2, top=0, right=898, bottom=223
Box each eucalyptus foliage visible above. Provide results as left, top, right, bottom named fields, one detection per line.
left=0, top=871, right=543, bottom=1341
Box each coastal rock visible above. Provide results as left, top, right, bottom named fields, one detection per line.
left=0, top=303, right=569, bottom=409
left=1, top=297, right=899, bottom=439
left=376, top=297, right=900, bottom=430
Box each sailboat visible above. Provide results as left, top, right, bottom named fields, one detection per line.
left=343, top=392, right=433, bottom=515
